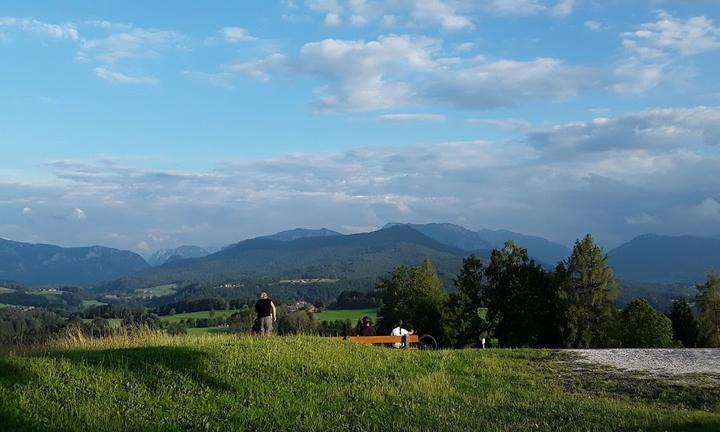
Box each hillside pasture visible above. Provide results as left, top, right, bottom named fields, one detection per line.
left=133, top=284, right=177, bottom=298
left=0, top=287, right=15, bottom=294
left=314, top=308, right=378, bottom=323
left=0, top=335, right=717, bottom=431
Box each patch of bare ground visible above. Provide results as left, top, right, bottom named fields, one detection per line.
left=555, top=349, right=720, bottom=412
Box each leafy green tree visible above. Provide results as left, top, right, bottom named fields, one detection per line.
left=378, top=259, right=446, bottom=339
left=445, top=255, right=487, bottom=347
left=696, top=272, right=720, bottom=347
left=669, top=298, right=699, bottom=347
left=619, top=299, right=672, bottom=348
left=559, top=234, right=619, bottom=348
left=484, top=242, right=562, bottom=348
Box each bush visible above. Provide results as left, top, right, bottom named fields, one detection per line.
left=166, top=322, right=188, bottom=336
left=619, top=299, right=673, bottom=348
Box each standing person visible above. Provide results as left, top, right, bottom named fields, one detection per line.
left=254, top=292, right=276, bottom=336
left=391, top=320, right=414, bottom=348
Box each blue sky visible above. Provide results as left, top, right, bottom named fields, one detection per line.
left=1, top=0, right=720, bottom=254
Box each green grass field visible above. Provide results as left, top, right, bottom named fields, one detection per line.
left=0, top=287, right=15, bottom=294
left=81, top=300, right=107, bottom=307
left=0, top=335, right=718, bottom=431
left=133, top=284, right=177, bottom=298
left=160, top=309, right=245, bottom=323
left=314, top=308, right=378, bottom=322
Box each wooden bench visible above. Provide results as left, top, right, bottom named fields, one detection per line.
left=339, top=334, right=420, bottom=348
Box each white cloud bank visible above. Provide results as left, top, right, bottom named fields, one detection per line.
left=228, top=34, right=596, bottom=112
left=2, top=106, right=720, bottom=250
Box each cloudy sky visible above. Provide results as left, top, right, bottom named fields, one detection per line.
left=1, top=0, right=719, bottom=254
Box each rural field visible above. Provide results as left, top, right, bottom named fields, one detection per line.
left=313, top=308, right=378, bottom=322
left=1, top=335, right=718, bottom=432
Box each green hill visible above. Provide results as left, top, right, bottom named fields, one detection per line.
left=99, top=226, right=467, bottom=291
left=0, top=335, right=718, bottom=431
left=0, top=238, right=149, bottom=286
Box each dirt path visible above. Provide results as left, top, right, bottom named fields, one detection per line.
left=569, top=349, right=720, bottom=376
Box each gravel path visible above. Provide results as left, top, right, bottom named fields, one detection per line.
left=569, top=349, right=720, bottom=376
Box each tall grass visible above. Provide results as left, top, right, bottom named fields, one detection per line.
left=0, top=334, right=718, bottom=431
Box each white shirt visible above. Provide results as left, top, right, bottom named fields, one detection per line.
left=391, top=326, right=409, bottom=348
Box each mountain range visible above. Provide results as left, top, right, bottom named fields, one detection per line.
left=0, top=238, right=148, bottom=286
left=383, top=223, right=571, bottom=265
left=147, top=246, right=213, bottom=266
left=608, top=234, right=720, bottom=283
left=99, top=225, right=467, bottom=291
left=3, top=225, right=719, bottom=296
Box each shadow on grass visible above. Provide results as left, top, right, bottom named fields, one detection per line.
left=0, top=357, right=36, bottom=387
left=46, top=345, right=231, bottom=391
left=0, top=346, right=234, bottom=431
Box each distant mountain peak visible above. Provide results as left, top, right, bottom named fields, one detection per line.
left=258, top=227, right=342, bottom=242
left=147, top=245, right=210, bottom=266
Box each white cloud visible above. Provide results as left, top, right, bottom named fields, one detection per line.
left=625, top=212, right=656, bottom=225
left=614, top=11, right=720, bottom=94
left=423, top=57, right=595, bottom=109
left=324, top=12, right=342, bottom=26
left=622, top=10, right=720, bottom=58
left=0, top=16, right=79, bottom=40
left=295, top=0, right=575, bottom=30
left=230, top=35, right=439, bottom=111
left=71, top=208, right=87, bottom=221
left=584, top=20, right=604, bottom=31
left=696, top=198, right=720, bottom=220
left=378, top=113, right=445, bottom=122
left=21, top=207, right=32, bottom=215
left=4, top=106, right=720, bottom=248
left=410, top=0, right=473, bottom=30
left=229, top=35, right=595, bottom=112
left=77, top=26, right=185, bottom=63
left=219, top=27, right=257, bottom=43
left=94, top=67, right=159, bottom=85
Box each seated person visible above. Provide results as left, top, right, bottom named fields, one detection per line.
left=358, top=319, right=377, bottom=336
left=355, top=316, right=370, bottom=336
left=390, top=320, right=414, bottom=348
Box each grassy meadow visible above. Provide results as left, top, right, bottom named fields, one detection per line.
left=314, top=308, right=378, bottom=322
left=0, top=287, right=15, bottom=294
left=0, top=334, right=718, bottom=432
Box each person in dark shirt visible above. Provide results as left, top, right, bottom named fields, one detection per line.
left=355, top=316, right=370, bottom=336
left=254, top=292, right=276, bottom=336
left=359, top=319, right=377, bottom=336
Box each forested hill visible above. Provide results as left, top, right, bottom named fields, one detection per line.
left=98, top=226, right=468, bottom=291
left=0, top=238, right=148, bottom=286
left=608, top=234, right=720, bottom=283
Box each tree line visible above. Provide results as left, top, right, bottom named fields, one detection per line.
left=377, top=235, right=720, bottom=348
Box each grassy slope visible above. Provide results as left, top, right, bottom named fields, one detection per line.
left=0, top=287, right=15, bottom=294
left=0, top=335, right=718, bottom=432
left=314, top=308, right=378, bottom=322
left=160, top=309, right=244, bottom=323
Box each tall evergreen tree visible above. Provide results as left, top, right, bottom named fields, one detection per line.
left=559, top=234, right=619, bottom=348
left=445, top=255, right=486, bottom=347
left=377, top=259, right=446, bottom=339
left=669, top=298, right=699, bottom=348
left=696, top=272, right=720, bottom=348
